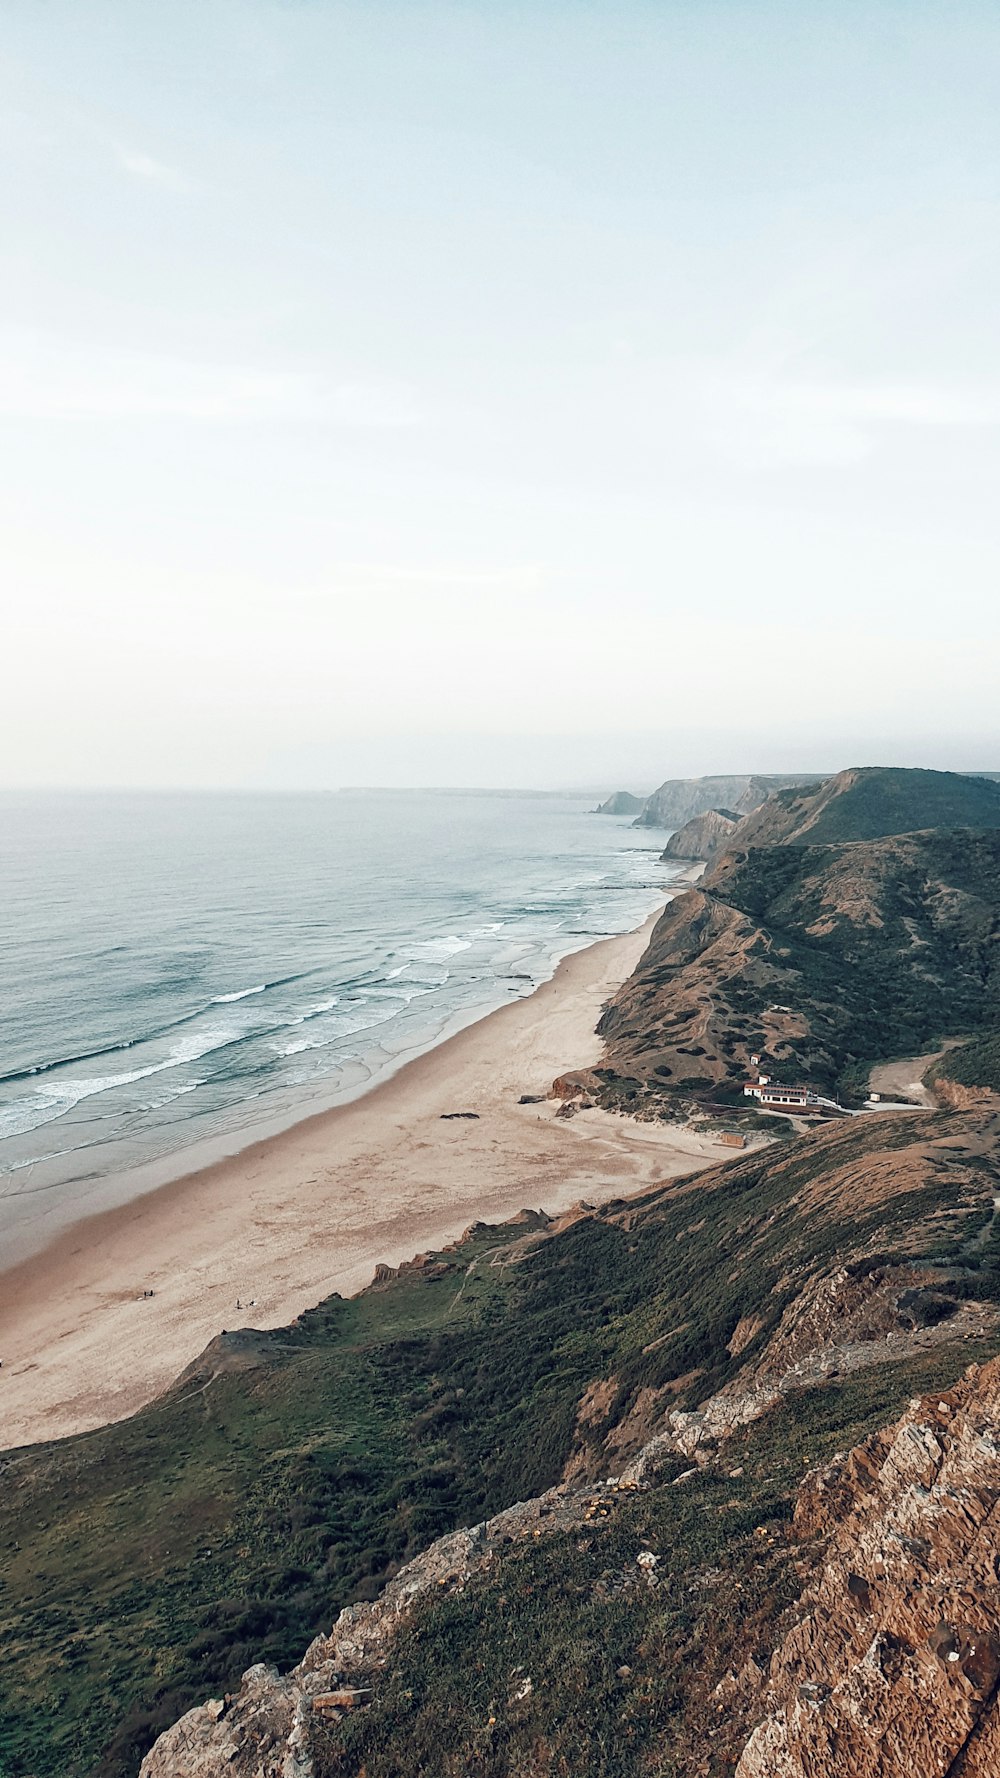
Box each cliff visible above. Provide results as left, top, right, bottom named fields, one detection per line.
left=660, top=807, right=739, bottom=861
left=735, top=1355, right=1000, bottom=1777
left=634, top=773, right=821, bottom=829
left=597, top=826, right=1000, bottom=1102
left=140, top=1355, right=1000, bottom=1778
left=593, top=790, right=647, bottom=815
left=135, top=1106, right=1000, bottom=1778
left=732, top=765, right=1000, bottom=848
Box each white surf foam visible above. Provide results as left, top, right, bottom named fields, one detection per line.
left=0, top=1026, right=244, bottom=1146
left=408, top=934, right=473, bottom=960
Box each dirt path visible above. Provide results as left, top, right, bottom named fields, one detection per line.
left=868, top=1050, right=951, bottom=1109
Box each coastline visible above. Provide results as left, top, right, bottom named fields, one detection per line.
left=0, top=881, right=690, bottom=1273
left=0, top=881, right=716, bottom=1451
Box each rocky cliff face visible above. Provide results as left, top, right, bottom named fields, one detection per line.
left=660, top=807, right=739, bottom=862
left=140, top=1303, right=1000, bottom=1778
left=734, top=1355, right=1000, bottom=1778
left=633, top=773, right=821, bottom=829
left=138, top=1479, right=672, bottom=1778
left=593, top=790, right=647, bottom=815
left=137, top=1100, right=1000, bottom=1778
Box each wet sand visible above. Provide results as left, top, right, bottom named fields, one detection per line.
left=0, top=900, right=727, bottom=1450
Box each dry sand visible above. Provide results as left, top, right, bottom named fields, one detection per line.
left=868, top=1048, right=956, bottom=1109
left=0, top=909, right=729, bottom=1450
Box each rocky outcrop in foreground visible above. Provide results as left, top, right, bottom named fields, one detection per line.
left=141, top=1335, right=1000, bottom=1778
left=138, top=1479, right=655, bottom=1778
left=733, top=1354, right=1000, bottom=1777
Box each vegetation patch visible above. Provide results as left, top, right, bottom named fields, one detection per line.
left=313, top=1340, right=999, bottom=1778
left=2, top=1110, right=998, bottom=1777
left=928, top=1033, right=1000, bottom=1095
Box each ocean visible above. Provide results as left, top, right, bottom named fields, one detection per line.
left=0, top=790, right=676, bottom=1262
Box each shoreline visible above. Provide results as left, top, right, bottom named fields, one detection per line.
left=0, top=881, right=717, bottom=1451
left=0, top=884, right=687, bottom=1274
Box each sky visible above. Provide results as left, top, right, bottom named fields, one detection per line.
left=2, top=0, right=999, bottom=791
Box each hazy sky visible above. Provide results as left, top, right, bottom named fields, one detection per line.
left=3, top=1, right=999, bottom=789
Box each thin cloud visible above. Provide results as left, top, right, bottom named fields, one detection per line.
left=788, top=381, right=1000, bottom=427
left=333, top=563, right=544, bottom=590
left=699, top=366, right=1000, bottom=468
left=114, top=145, right=192, bottom=192
left=0, top=328, right=420, bottom=427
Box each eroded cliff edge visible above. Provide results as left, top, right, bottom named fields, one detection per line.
left=138, top=1105, right=1000, bottom=1778
left=141, top=1351, right=1000, bottom=1778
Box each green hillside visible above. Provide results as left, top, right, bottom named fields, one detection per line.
left=3, top=1110, right=1000, bottom=1777
left=929, top=1034, right=1000, bottom=1096
left=598, top=826, right=1000, bottom=1104
left=734, top=766, right=1000, bottom=847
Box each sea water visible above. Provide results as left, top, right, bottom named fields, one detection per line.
left=0, top=790, right=676, bottom=1260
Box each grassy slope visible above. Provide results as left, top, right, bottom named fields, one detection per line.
left=3, top=1114, right=1000, bottom=1777
left=723, top=829, right=1000, bottom=1095
left=803, top=767, right=1000, bottom=843
left=598, top=828, right=1000, bottom=1102
left=930, top=1034, right=1000, bottom=1094
left=722, top=832, right=996, bottom=1095
left=735, top=766, right=1000, bottom=847
left=314, top=1344, right=997, bottom=1778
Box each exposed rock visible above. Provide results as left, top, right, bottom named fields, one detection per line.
left=505, top=1207, right=553, bottom=1228
left=564, top=1380, right=675, bottom=1483
left=593, top=790, right=647, bottom=816
left=727, top=1313, right=765, bottom=1357
left=619, top=1431, right=684, bottom=1489
left=734, top=1355, right=1000, bottom=1778
left=140, top=1481, right=654, bottom=1777
left=139, top=1663, right=312, bottom=1778
left=634, top=774, right=821, bottom=830
left=549, top=1069, right=602, bottom=1100
left=661, top=808, right=739, bottom=863
left=141, top=1291, right=1000, bottom=1778
left=934, top=1076, right=1000, bottom=1113
left=663, top=1267, right=996, bottom=1456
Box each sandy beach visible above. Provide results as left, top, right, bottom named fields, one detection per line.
left=0, top=903, right=728, bottom=1450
